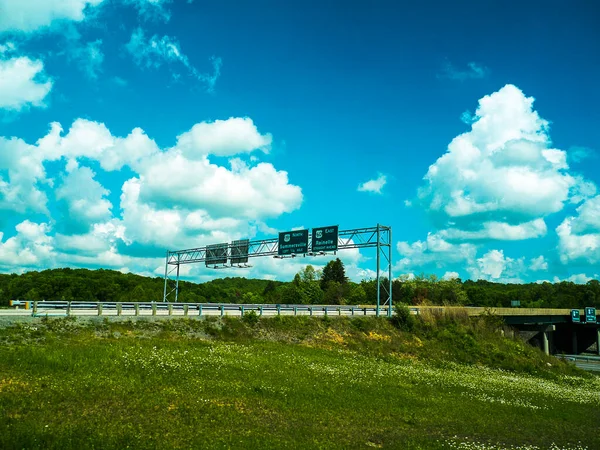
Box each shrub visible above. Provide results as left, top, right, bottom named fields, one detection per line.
left=242, top=310, right=259, bottom=327
left=391, top=303, right=415, bottom=331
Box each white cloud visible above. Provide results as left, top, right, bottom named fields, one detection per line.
left=568, top=146, right=596, bottom=164
left=552, top=274, right=596, bottom=284
left=0, top=116, right=303, bottom=271
left=123, top=0, right=172, bottom=22
left=0, top=221, right=54, bottom=272
left=556, top=195, right=600, bottom=265
left=396, top=233, right=476, bottom=271
left=0, top=56, right=53, bottom=111
left=37, top=120, right=160, bottom=171
left=69, top=39, right=103, bottom=79
left=358, top=174, right=387, bottom=194
left=467, top=249, right=525, bottom=282
left=442, top=271, right=460, bottom=280
left=176, top=117, right=272, bottom=157
left=0, top=135, right=50, bottom=214
left=0, top=0, right=105, bottom=33
left=439, top=61, right=488, bottom=81
left=0, top=41, right=16, bottom=54
left=55, top=162, right=113, bottom=228
left=529, top=255, right=548, bottom=272
left=417, top=84, right=584, bottom=241
left=439, top=218, right=547, bottom=241
left=126, top=27, right=222, bottom=91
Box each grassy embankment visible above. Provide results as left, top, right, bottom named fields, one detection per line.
left=0, top=310, right=598, bottom=449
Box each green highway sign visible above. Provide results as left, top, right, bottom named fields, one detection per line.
left=278, top=229, right=309, bottom=256
left=585, top=307, right=597, bottom=323
left=312, top=225, right=338, bottom=252
left=206, top=243, right=228, bottom=266
left=231, top=239, right=249, bottom=264
left=571, top=309, right=580, bottom=323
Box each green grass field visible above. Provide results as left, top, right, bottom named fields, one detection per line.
left=0, top=315, right=598, bottom=449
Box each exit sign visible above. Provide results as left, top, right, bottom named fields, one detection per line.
left=571, top=309, right=580, bottom=323
left=585, top=307, right=597, bottom=323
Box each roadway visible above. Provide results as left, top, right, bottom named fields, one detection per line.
left=3, top=301, right=390, bottom=318
left=557, top=355, right=600, bottom=372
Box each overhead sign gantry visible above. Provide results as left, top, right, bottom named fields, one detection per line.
left=163, top=224, right=392, bottom=316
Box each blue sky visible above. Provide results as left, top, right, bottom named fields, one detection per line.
left=0, top=0, right=599, bottom=283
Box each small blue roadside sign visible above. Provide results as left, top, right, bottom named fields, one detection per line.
left=585, top=307, right=597, bottom=323
left=571, top=309, right=580, bottom=323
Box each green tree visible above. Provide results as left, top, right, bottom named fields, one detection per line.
left=321, top=258, right=347, bottom=291
left=346, top=284, right=367, bottom=305
left=323, top=281, right=344, bottom=305
left=300, top=265, right=317, bottom=283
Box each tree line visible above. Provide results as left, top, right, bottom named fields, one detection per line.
left=1, top=260, right=599, bottom=309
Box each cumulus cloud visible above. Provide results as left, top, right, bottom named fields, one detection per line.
left=0, top=0, right=105, bottom=33
left=467, top=249, right=525, bottom=282
left=439, top=61, right=488, bottom=81
left=396, top=84, right=600, bottom=282
left=126, top=27, right=222, bottom=91
left=0, top=56, right=53, bottom=111
left=556, top=195, right=600, bottom=265
left=0, top=116, right=303, bottom=273
left=358, top=174, right=387, bottom=194
left=552, top=274, right=597, bottom=284
left=438, top=218, right=547, bottom=241
left=529, top=255, right=548, bottom=272
left=396, top=233, right=477, bottom=271
left=37, top=119, right=160, bottom=171
left=0, top=135, right=51, bottom=214
left=416, top=84, right=586, bottom=241
left=0, top=221, right=54, bottom=272
left=176, top=118, right=272, bottom=157
left=55, top=161, right=113, bottom=230
left=442, top=271, right=460, bottom=280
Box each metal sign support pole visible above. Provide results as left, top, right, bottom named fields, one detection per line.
left=175, top=257, right=180, bottom=302
left=376, top=224, right=381, bottom=317
left=162, top=251, right=169, bottom=302
left=388, top=226, right=393, bottom=318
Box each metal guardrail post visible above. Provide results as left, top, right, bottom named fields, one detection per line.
left=117, top=303, right=122, bottom=316
left=220, top=305, right=224, bottom=317
left=135, top=304, right=140, bottom=316
left=309, top=307, right=313, bottom=316
left=98, top=303, right=103, bottom=316
left=351, top=307, right=355, bottom=316
left=324, top=307, right=328, bottom=317
left=32, top=301, right=38, bottom=315
left=67, top=302, right=72, bottom=316
left=277, top=305, right=281, bottom=315
left=168, top=304, right=173, bottom=316
left=199, top=305, right=203, bottom=317
left=338, top=308, right=341, bottom=316
left=259, top=306, right=263, bottom=316
left=240, top=305, right=245, bottom=316
left=294, top=306, right=297, bottom=316
left=152, top=303, right=157, bottom=316
left=364, top=307, right=367, bottom=316
left=184, top=304, right=189, bottom=316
